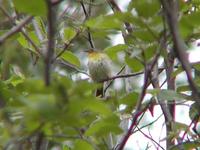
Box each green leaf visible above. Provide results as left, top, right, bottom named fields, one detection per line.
left=86, top=15, right=122, bottom=30
left=17, top=31, right=40, bottom=52
left=170, top=141, right=200, bottom=150
left=133, top=29, right=156, bottom=42
left=119, top=92, right=138, bottom=105
left=5, top=75, right=24, bottom=87
left=73, top=140, right=93, bottom=150
left=179, top=12, right=200, bottom=38
left=63, top=27, right=76, bottom=43
left=119, top=92, right=138, bottom=113
left=13, top=0, right=47, bottom=16
left=144, top=44, right=157, bottom=60
left=22, top=93, right=59, bottom=121
left=177, top=85, right=190, bottom=92
left=85, top=115, right=122, bottom=136
left=158, top=89, right=185, bottom=101
left=128, top=0, right=160, bottom=18
left=61, top=51, right=81, bottom=68
left=17, top=33, right=29, bottom=49
left=104, top=44, right=128, bottom=60
left=125, top=55, right=143, bottom=72
left=67, top=98, right=112, bottom=118
left=34, top=17, right=46, bottom=36
left=172, top=67, right=183, bottom=78
left=28, top=31, right=40, bottom=45
left=189, top=102, right=200, bottom=121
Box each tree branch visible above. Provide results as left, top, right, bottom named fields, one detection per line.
left=116, top=52, right=160, bottom=150
left=0, top=6, right=41, bottom=56
left=45, top=0, right=56, bottom=86
left=160, top=0, right=200, bottom=107
left=80, top=0, right=95, bottom=48
left=0, top=16, right=33, bottom=45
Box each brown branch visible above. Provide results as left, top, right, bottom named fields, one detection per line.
left=0, top=6, right=41, bottom=56
left=102, top=70, right=143, bottom=82
left=116, top=52, right=160, bottom=150
left=137, top=127, right=165, bottom=150
left=160, top=0, right=200, bottom=107
left=0, top=16, right=33, bottom=45
left=45, top=0, right=56, bottom=86
left=104, top=65, right=126, bottom=94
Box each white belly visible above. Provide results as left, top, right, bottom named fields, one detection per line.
left=88, top=58, right=111, bottom=82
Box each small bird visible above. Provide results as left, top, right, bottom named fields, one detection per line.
left=86, top=49, right=112, bottom=97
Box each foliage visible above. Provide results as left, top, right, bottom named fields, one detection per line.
left=0, top=0, right=200, bottom=150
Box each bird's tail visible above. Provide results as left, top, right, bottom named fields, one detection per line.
left=96, top=84, right=104, bottom=97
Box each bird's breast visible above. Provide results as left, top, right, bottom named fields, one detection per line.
left=88, top=57, right=111, bottom=82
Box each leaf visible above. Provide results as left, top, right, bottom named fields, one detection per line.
left=158, top=89, right=185, bottom=101
left=144, top=44, right=157, bottom=60
left=61, top=51, right=81, bottom=68
left=119, top=92, right=139, bottom=113
left=172, top=67, right=183, bottom=78
left=125, top=55, right=143, bottom=72
left=17, top=31, right=40, bottom=52
left=173, top=122, right=188, bottom=132
left=119, top=92, right=138, bottom=106
left=86, top=15, right=122, bottom=30
left=128, top=0, right=160, bottom=18
left=177, top=85, right=190, bottom=92
left=179, top=12, right=200, bottom=38
left=85, top=115, right=122, bottom=136
left=133, top=29, right=156, bottom=42
left=104, top=44, right=128, bottom=60
left=13, top=0, right=47, bottom=16
left=63, top=27, right=76, bottom=43
left=34, top=17, right=46, bottom=36
left=17, top=33, right=29, bottom=49
left=170, top=141, right=200, bottom=150
left=189, top=102, right=200, bottom=121
left=6, top=75, right=25, bottom=87
left=73, top=140, right=93, bottom=150
left=22, top=93, right=59, bottom=121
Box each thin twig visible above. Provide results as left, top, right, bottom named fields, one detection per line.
left=55, top=59, right=89, bottom=77
left=0, top=16, right=33, bottom=44
left=133, top=114, right=163, bottom=134
left=54, top=31, right=80, bottom=61
left=136, top=125, right=165, bottom=150
left=104, top=65, right=126, bottom=94
left=80, top=1, right=95, bottom=48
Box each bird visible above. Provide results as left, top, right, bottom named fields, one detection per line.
left=86, top=49, right=112, bottom=97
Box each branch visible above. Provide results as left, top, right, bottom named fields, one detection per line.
left=0, top=16, right=33, bottom=44
left=116, top=52, right=160, bottom=150
left=103, top=71, right=143, bottom=82
left=0, top=6, right=41, bottom=56
left=45, top=0, right=56, bottom=86
left=136, top=127, right=165, bottom=150
left=104, top=65, right=126, bottom=94
left=54, top=30, right=80, bottom=61
left=80, top=1, right=95, bottom=48
left=160, top=0, right=200, bottom=107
